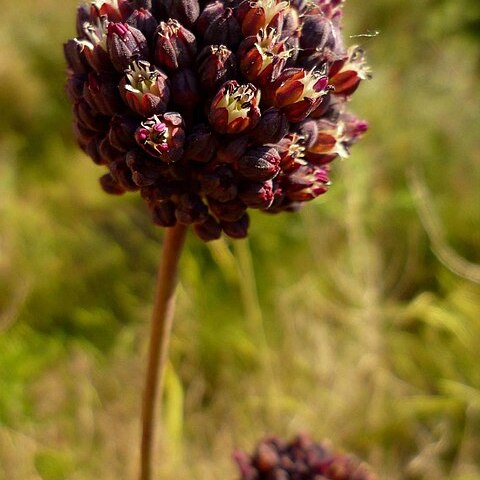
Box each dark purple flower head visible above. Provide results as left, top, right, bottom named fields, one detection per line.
left=234, top=434, right=377, bottom=480
left=65, top=0, right=369, bottom=240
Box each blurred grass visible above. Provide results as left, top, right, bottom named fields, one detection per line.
left=0, top=0, right=479, bottom=479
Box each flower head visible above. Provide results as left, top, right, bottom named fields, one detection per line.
left=65, top=0, right=369, bottom=240
left=234, top=434, right=377, bottom=480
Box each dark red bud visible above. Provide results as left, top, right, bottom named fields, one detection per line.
left=200, top=165, right=238, bottom=202
left=126, top=149, right=166, bottom=187
left=300, top=15, right=336, bottom=52
left=152, top=200, right=177, bottom=227
left=175, top=193, right=209, bottom=225
left=106, top=23, right=149, bottom=72
left=98, top=136, right=124, bottom=163
left=83, top=72, right=124, bottom=116
left=99, top=173, right=126, bottom=195
left=237, top=146, right=281, bottom=182
left=221, top=213, right=250, bottom=239
left=202, top=5, right=242, bottom=49
left=84, top=135, right=105, bottom=165
left=126, top=8, right=158, bottom=40
left=109, top=158, right=139, bottom=191
left=216, top=136, right=250, bottom=163
left=170, top=68, right=200, bottom=107
left=239, top=180, right=274, bottom=209
left=74, top=100, right=109, bottom=132
left=66, top=74, right=86, bottom=102
left=209, top=197, right=247, bottom=222
left=193, top=215, right=222, bottom=241
left=195, top=1, right=224, bottom=35
left=250, top=108, right=289, bottom=145
left=153, top=0, right=200, bottom=28
left=154, top=20, right=197, bottom=71
left=108, top=114, right=139, bottom=151
left=183, top=124, right=217, bottom=163
left=64, top=40, right=90, bottom=74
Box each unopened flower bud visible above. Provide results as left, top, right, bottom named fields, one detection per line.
left=152, top=0, right=200, bottom=28
left=195, top=1, right=224, bottom=36
left=200, top=165, right=238, bottom=202
left=274, top=68, right=330, bottom=122
left=236, top=145, right=280, bottom=181
left=250, top=107, right=289, bottom=144
left=106, top=22, right=149, bottom=72
left=135, top=112, right=185, bottom=162
left=75, top=100, right=109, bottom=132
left=329, top=46, right=371, bottom=96
left=192, top=215, right=222, bottom=241
left=183, top=124, right=217, bottom=163
left=175, top=193, right=209, bottom=224
left=109, top=114, right=139, bottom=151
left=169, top=68, right=200, bottom=107
left=84, top=135, right=106, bottom=165
left=300, top=14, right=337, bottom=53
left=119, top=60, right=170, bottom=117
left=202, top=6, right=242, bottom=50
left=152, top=200, right=177, bottom=227
left=126, top=149, right=166, bottom=186
left=98, top=136, right=124, bottom=163
left=100, top=172, right=126, bottom=195
left=239, top=180, right=274, bottom=208
left=209, top=198, right=247, bottom=222
left=66, top=74, right=87, bottom=102
left=216, top=135, right=250, bottom=163
left=209, top=81, right=261, bottom=134
left=64, top=39, right=90, bottom=74
left=84, top=72, right=124, bottom=116
left=154, top=19, right=197, bottom=70
left=197, top=45, right=237, bottom=93
left=126, top=8, right=158, bottom=40
left=221, top=213, right=249, bottom=238
left=238, top=0, right=289, bottom=37
left=109, top=157, right=139, bottom=190
left=281, top=6, right=300, bottom=38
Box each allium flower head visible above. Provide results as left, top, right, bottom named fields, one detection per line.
left=234, top=434, right=378, bottom=480
left=65, top=0, right=369, bottom=240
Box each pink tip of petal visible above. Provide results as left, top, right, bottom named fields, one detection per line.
left=153, top=123, right=167, bottom=133
left=108, top=22, right=129, bottom=38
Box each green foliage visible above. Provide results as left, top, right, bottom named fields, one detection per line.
left=0, top=0, right=479, bottom=479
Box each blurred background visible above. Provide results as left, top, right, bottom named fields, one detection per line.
left=1, top=0, right=479, bottom=479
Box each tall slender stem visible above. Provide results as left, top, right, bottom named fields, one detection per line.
left=139, top=223, right=188, bottom=480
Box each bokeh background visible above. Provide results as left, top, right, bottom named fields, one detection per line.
left=1, top=0, right=480, bottom=479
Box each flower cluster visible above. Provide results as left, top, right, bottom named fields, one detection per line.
left=65, top=0, right=369, bottom=240
left=234, top=434, right=377, bottom=480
